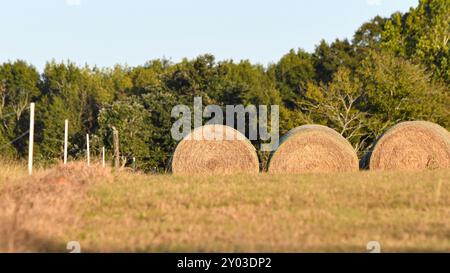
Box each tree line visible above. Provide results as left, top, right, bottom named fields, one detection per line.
left=0, top=0, right=449, bottom=172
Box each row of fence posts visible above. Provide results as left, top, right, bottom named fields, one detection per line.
left=26, top=102, right=136, bottom=175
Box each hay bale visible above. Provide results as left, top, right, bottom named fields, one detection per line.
left=0, top=161, right=111, bottom=252
left=171, top=124, right=259, bottom=175
left=364, top=121, right=450, bottom=171
left=268, top=124, right=359, bottom=173
left=40, top=162, right=113, bottom=185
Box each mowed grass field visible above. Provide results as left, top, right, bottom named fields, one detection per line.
left=0, top=161, right=449, bottom=252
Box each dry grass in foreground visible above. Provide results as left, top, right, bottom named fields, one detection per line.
left=0, top=162, right=449, bottom=252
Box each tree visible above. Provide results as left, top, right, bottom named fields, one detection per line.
left=37, top=61, right=113, bottom=161
left=98, top=97, right=153, bottom=171
left=0, top=61, right=40, bottom=157
left=379, top=0, right=450, bottom=85
left=106, top=65, right=133, bottom=100
left=358, top=50, right=450, bottom=137
left=268, top=49, right=316, bottom=108
left=141, top=88, right=179, bottom=172
left=313, top=39, right=359, bottom=83
left=380, top=12, right=406, bottom=56
left=302, top=67, right=369, bottom=153
left=353, top=16, right=387, bottom=49
left=404, top=0, right=450, bottom=84
left=216, top=60, right=281, bottom=106
left=165, top=54, right=218, bottom=101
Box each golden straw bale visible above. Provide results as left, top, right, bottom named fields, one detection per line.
left=268, top=124, right=359, bottom=174
left=364, top=121, right=450, bottom=171
left=172, top=124, right=259, bottom=175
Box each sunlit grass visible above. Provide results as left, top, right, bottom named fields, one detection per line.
left=1, top=163, right=449, bottom=252
left=0, top=158, right=29, bottom=186
left=80, top=170, right=450, bottom=252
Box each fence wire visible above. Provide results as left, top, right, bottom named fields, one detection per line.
left=0, top=130, right=29, bottom=150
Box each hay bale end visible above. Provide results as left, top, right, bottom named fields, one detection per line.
left=364, top=121, right=450, bottom=171
left=171, top=124, right=260, bottom=175
left=268, top=124, right=359, bottom=174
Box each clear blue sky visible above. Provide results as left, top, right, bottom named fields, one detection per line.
left=0, top=0, right=418, bottom=71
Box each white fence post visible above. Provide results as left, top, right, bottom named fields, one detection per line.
left=102, top=146, right=105, bottom=168
left=28, top=102, right=35, bottom=175
left=64, top=119, right=68, bottom=165
left=86, top=134, right=90, bottom=166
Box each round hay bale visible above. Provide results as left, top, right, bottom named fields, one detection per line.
left=364, top=121, right=450, bottom=171
left=268, top=125, right=359, bottom=174
left=171, top=124, right=259, bottom=175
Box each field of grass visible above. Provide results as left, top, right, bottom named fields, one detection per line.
left=0, top=161, right=449, bottom=252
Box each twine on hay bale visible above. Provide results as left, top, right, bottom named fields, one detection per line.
left=267, top=124, right=359, bottom=174
left=171, top=124, right=259, bottom=175
left=362, top=121, right=450, bottom=171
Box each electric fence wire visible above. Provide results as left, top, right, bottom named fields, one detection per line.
left=0, top=107, right=32, bottom=150
left=0, top=130, right=30, bottom=150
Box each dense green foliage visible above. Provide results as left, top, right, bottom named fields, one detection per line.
left=0, top=0, right=449, bottom=172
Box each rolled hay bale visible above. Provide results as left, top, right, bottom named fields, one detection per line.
left=171, top=124, right=259, bottom=175
left=363, top=121, right=450, bottom=171
left=268, top=125, right=359, bottom=174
